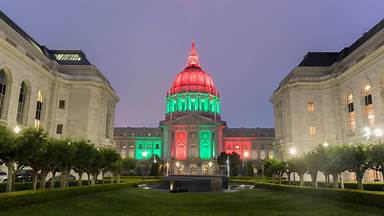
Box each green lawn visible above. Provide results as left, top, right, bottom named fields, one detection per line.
left=2, top=188, right=383, bottom=216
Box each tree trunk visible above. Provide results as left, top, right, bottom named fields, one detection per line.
left=310, top=171, right=318, bottom=188
left=339, top=173, right=344, bottom=189
left=382, top=171, right=384, bottom=182
left=32, top=171, right=38, bottom=190
left=50, top=171, right=56, bottom=189
left=332, top=172, right=338, bottom=189
left=117, top=174, right=121, bottom=184
left=111, top=173, right=115, bottom=184
left=78, top=171, right=83, bottom=186
left=87, top=173, right=91, bottom=185
left=40, top=170, right=48, bottom=189
left=102, top=172, right=105, bottom=184
left=356, top=171, right=364, bottom=190
left=91, top=173, right=97, bottom=185
left=5, top=162, right=13, bottom=192
left=287, top=172, right=291, bottom=185
left=299, top=172, right=304, bottom=186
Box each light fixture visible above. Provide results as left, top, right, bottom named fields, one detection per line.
left=323, top=142, right=329, bottom=147
left=365, top=84, right=371, bottom=91
left=13, top=126, right=21, bottom=134
left=243, top=151, right=249, bottom=158
left=176, top=162, right=180, bottom=167
left=208, top=162, right=213, bottom=167
left=289, top=147, right=297, bottom=156
left=142, top=151, right=148, bottom=158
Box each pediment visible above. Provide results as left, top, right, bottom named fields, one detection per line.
left=166, top=113, right=221, bottom=125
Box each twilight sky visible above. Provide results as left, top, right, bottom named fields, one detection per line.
left=1, top=1, right=383, bottom=128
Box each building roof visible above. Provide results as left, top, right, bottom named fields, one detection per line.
left=114, top=127, right=161, bottom=137
left=298, top=19, right=384, bottom=67
left=223, top=128, right=275, bottom=137
left=0, top=10, right=92, bottom=66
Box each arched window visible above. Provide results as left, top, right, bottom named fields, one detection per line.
left=34, top=90, right=43, bottom=128
left=0, top=70, right=7, bottom=118
left=16, top=81, right=28, bottom=125
left=346, top=93, right=356, bottom=132
left=363, top=84, right=374, bottom=126
left=199, top=130, right=211, bottom=159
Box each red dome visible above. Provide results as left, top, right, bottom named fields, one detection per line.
left=168, top=41, right=219, bottom=96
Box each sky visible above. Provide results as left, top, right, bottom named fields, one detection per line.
left=0, top=1, right=383, bottom=128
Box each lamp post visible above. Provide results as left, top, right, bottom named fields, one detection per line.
left=166, top=162, right=169, bottom=176
left=243, top=152, right=249, bottom=176
left=226, top=154, right=230, bottom=177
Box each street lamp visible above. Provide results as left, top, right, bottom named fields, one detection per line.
left=243, top=152, right=249, bottom=176
left=13, top=126, right=21, bottom=134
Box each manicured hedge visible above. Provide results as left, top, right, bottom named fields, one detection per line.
left=0, top=179, right=160, bottom=211
left=231, top=179, right=384, bottom=208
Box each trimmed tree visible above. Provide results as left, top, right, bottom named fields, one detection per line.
left=344, top=143, right=373, bottom=190
left=0, top=125, right=16, bottom=192
left=73, top=140, right=96, bottom=186
left=304, top=151, right=323, bottom=188
left=371, top=143, right=384, bottom=182
left=56, top=139, right=77, bottom=188
left=17, top=128, right=48, bottom=190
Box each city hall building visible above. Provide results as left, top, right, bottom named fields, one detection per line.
left=0, top=11, right=118, bottom=147
left=271, top=19, right=384, bottom=181
left=115, top=42, right=274, bottom=175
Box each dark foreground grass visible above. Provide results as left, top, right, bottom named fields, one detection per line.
left=2, top=188, right=383, bottom=216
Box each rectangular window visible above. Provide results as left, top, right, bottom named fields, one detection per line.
left=365, top=95, right=372, bottom=106
left=347, top=103, right=354, bottom=112
left=307, top=102, right=314, bottom=112
left=56, top=124, right=63, bottom=134
left=59, top=100, right=65, bottom=109
left=309, top=126, right=316, bottom=136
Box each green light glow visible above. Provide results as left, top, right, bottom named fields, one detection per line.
left=199, top=130, right=211, bottom=159
left=134, top=137, right=162, bottom=160
left=166, top=92, right=220, bottom=114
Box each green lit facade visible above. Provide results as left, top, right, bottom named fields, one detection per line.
left=166, top=92, right=220, bottom=114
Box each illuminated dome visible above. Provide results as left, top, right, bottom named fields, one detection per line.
left=168, top=41, right=219, bottom=96
left=165, top=41, right=221, bottom=119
